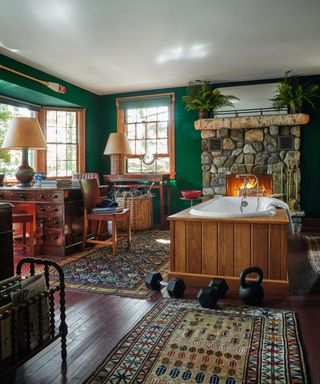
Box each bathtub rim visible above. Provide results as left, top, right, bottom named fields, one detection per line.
left=168, top=203, right=289, bottom=224
left=189, top=196, right=276, bottom=218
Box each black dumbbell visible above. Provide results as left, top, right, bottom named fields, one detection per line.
left=208, top=278, right=229, bottom=297
left=197, top=278, right=229, bottom=309
left=145, top=271, right=186, bottom=298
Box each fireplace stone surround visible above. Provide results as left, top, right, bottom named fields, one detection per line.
left=201, top=124, right=301, bottom=211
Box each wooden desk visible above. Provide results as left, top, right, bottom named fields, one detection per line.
left=0, top=203, right=14, bottom=279
left=103, top=173, right=171, bottom=229
left=0, top=186, right=84, bottom=256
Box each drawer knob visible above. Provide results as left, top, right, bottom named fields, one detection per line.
left=39, top=194, right=44, bottom=198
left=19, top=193, right=25, bottom=199
left=48, top=233, right=59, bottom=240
left=53, top=220, right=59, bottom=225
left=40, top=207, right=45, bottom=212
left=54, top=208, right=59, bottom=212
left=39, top=219, right=46, bottom=224
left=52, top=194, right=58, bottom=199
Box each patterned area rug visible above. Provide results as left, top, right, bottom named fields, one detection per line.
left=51, top=230, right=169, bottom=298
left=84, top=299, right=309, bottom=384
left=303, top=235, right=320, bottom=274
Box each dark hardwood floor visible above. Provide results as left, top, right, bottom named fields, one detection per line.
left=2, top=232, right=320, bottom=384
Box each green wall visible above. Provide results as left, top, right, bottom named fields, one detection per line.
left=0, top=54, right=101, bottom=172
left=299, top=75, right=320, bottom=217
left=1, top=53, right=320, bottom=218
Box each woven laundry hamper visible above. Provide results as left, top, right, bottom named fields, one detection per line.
left=115, top=191, right=153, bottom=230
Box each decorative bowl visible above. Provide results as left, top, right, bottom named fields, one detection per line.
left=181, top=190, right=202, bottom=199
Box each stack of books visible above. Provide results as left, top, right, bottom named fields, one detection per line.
left=71, top=179, right=80, bottom=187
left=41, top=179, right=72, bottom=188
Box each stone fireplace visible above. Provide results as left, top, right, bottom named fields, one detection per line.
left=200, top=118, right=304, bottom=212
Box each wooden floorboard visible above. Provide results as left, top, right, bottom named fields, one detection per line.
left=2, top=232, right=320, bottom=383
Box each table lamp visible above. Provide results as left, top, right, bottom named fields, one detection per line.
left=104, top=133, right=132, bottom=174
left=1, top=117, right=46, bottom=187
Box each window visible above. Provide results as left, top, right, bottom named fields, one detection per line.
left=0, top=103, right=35, bottom=179
left=117, top=94, right=175, bottom=178
left=40, top=108, right=85, bottom=177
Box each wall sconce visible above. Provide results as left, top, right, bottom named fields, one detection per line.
left=104, top=133, right=132, bottom=175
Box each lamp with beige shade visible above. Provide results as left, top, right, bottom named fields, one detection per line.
left=104, top=133, right=132, bottom=174
left=1, top=117, right=46, bottom=187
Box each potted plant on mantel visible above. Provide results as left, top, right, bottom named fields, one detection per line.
left=182, top=80, right=239, bottom=119
left=271, top=71, right=320, bottom=113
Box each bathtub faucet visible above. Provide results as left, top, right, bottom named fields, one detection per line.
left=235, top=174, right=260, bottom=212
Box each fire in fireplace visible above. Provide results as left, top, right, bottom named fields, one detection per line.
left=226, top=174, right=273, bottom=197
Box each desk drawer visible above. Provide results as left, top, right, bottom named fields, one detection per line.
left=37, top=216, right=63, bottom=228
left=35, top=190, right=64, bottom=203
left=0, top=191, right=35, bottom=201
left=37, top=229, right=63, bottom=246
left=36, top=204, right=63, bottom=216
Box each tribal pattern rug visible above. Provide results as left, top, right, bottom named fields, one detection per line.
left=51, top=230, right=169, bottom=298
left=303, top=235, right=320, bottom=275
left=85, top=300, right=309, bottom=384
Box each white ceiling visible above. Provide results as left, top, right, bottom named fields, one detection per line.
left=1, top=0, right=320, bottom=95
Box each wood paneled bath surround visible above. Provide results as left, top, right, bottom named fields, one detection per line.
left=168, top=207, right=289, bottom=294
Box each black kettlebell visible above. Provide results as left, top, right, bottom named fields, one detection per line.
left=239, top=267, right=264, bottom=306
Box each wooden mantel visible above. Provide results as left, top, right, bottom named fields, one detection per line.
left=194, top=113, right=310, bottom=130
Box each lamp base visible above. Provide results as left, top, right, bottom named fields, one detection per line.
left=110, top=154, right=125, bottom=175
left=16, top=164, right=34, bottom=187
left=15, top=148, right=34, bottom=187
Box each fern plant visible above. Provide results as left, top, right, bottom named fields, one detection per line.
left=271, top=71, right=320, bottom=113
left=182, top=80, right=239, bottom=118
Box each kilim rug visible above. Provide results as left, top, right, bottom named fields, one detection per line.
left=51, top=230, right=169, bottom=298
left=303, top=235, right=320, bottom=275
left=84, top=299, right=309, bottom=384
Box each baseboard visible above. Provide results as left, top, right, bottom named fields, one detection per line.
left=302, top=217, right=320, bottom=232
left=168, top=271, right=289, bottom=296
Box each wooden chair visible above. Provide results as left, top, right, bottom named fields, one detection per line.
left=72, top=172, right=101, bottom=186
left=80, top=179, right=131, bottom=255
left=72, top=172, right=108, bottom=197
left=12, top=213, right=34, bottom=257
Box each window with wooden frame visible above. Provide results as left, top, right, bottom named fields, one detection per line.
left=116, top=93, right=175, bottom=178
left=37, top=108, right=85, bottom=177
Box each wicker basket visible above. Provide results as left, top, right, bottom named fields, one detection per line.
left=115, top=191, right=153, bottom=230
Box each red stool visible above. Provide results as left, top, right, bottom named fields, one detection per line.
left=12, top=213, right=34, bottom=257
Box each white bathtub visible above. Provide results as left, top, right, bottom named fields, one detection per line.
left=190, top=196, right=277, bottom=218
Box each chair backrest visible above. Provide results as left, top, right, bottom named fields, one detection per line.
left=79, top=179, right=101, bottom=212
left=72, top=173, right=100, bottom=186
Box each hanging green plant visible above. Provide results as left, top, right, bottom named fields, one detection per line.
left=271, top=71, right=320, bottom=113
left=182, top=80, right=239, bottom=118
